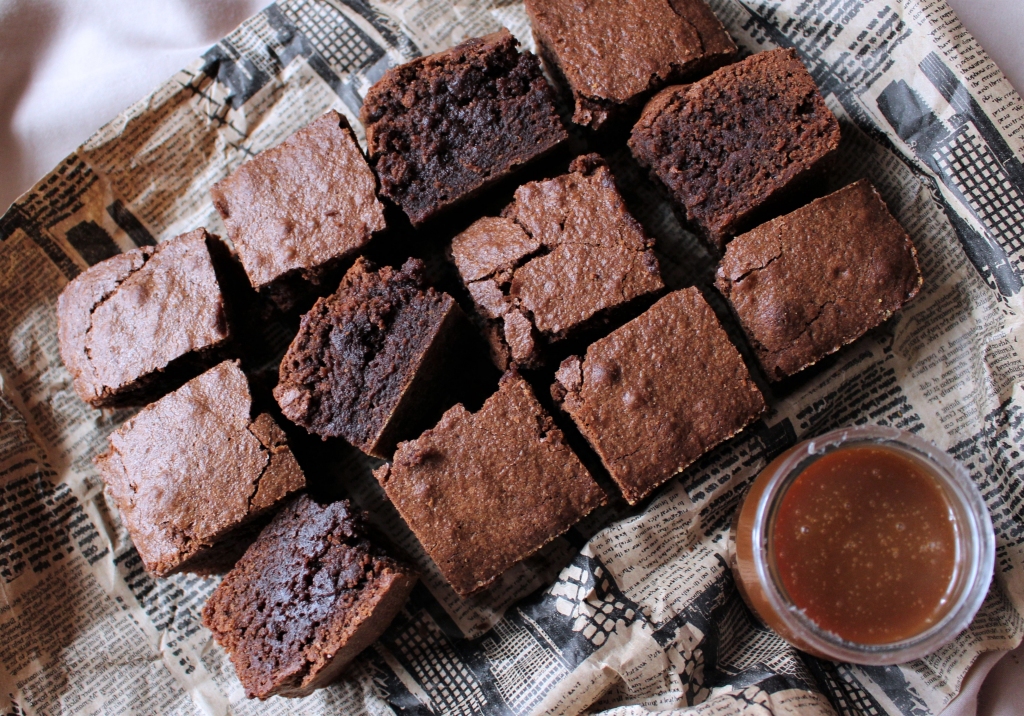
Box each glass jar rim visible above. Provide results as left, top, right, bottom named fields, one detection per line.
left=750, top=425, right=995, bottom=664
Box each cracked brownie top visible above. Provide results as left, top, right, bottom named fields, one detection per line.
left=716, top=179, right=922, bottom=381
left=552, top=288, right=765, bottom=504
left=375, top=370, right=605, bottom=597
left=57, top=228, right=231, bottom=407
left=450, top=154, right=663, bottom=369
left=96, top=360, right=305, bottom=577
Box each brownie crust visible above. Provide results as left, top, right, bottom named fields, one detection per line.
left=96, top=360, right=305, bottom=576
left=375, top=371, right=605, bottom=597
left=361, top=29, right=568, bottom=226
left=451, top=154, right=663, bottom=369
left=716, top=179, right=922, bottom=380
left=525, top=0, right=736, bottom=130
left=274, top=258, right=465, bottom=458
left=202, top=495, right=416, bottom=699
left=57, top=228, right=231, bottom=408
left=211, top=110, right=385, bottom=305
left=629, top=48, right=841, bottom=251
left=553, top=288, right=765, bottom=504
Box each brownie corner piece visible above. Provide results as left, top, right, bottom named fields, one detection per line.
left=360, top=28, right=568, bottom=225
left=525, top=0, right=736, bottom=130
left=211, top=110, right=385, bottom=306
left=96, top=360, right=305, bottom=576
left=629, top=47, right=840, bottom=252
left=553, top=288, right=765, bottom=504
left=715, top=178, right=922, bottom=381
left=451, top=153, right=663, bottom=369
left=274, top=257, right=466, bottom=458
left=202, top=495, right=416, bottom=699
left=57, top=227, right=232, bottom=408
left=379, top=370, right=605, bottom=597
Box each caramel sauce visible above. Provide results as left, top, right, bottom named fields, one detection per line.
left=771, top=445, right=959, bottom=645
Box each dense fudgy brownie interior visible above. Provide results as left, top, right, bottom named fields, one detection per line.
left=553, top=289, right=765, bottom=504
left=451, top=154, right=663, bottom=369
left=629, top=48, right=841, bottom=251
left=274, top=257, right=465, bottom=458
left=361, top=29, right=568, bottom=226
left=716, top=179, right=922, bottom=380
left=57, top=228, right=231, bottom=408
left=375, top=371, right=605, bottom=597
left=202, top=495, right=416, bottom=699
left=96, top=360, right=306, bottom=576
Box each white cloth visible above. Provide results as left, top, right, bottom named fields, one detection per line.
left=0, top=1, right=1021, bottom=714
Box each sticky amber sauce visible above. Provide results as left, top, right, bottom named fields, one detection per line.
left=771, top=445, right=959, bottom=644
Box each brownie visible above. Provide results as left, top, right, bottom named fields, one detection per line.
left=629, top=48, right=841, bottom=252
left=525, top=0, right=736, bottom=131
left=360, top=29, right=568, bottom=226
left=552, top=288, right=765, bottom=504
left=57, top=228, right=232, bottom=408
left=202, top=495, right=416, bottom=699
left=716, top=179, right=922, bottom=381
left=375, top=371, right=605, bottom=597
left=451, top=154, right=663, bottom=369
left=211, top=110, right=386, bottom=309
left=274, top=257, right=466, bottom=458
left=96, top=360, right=306, bottom=576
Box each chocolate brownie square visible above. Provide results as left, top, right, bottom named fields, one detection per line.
left=715, top=179, right=922, bottom=381
left=274, top=257, right=467, bottom=458
left=361, top=29, right=568, bottom=226
left=202, top=495, right=416, bottom=699
left=629, top=48, right=841, bottom=252
left=451, top=154, right=663, bottom=369
left=374, top=371, right=605, bottom=597
left=211, top=110, right=386, bottom=309
left=553, top=288, right=765, bottom=504
left=57, top=228, right=232, bottom=408
left=525, top=0, right=736, bottom=130
left=96, top=360, right=305, bottom=576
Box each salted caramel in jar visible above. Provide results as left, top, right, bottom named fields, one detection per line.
left=731, top=426, right=994, bottom=664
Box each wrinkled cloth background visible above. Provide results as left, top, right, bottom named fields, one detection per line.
left=0, top=0, right=1020, bottom=714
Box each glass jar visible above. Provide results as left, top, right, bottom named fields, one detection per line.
left=730, top=425, right=995, bottom=664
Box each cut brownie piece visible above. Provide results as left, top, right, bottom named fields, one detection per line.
left=375, top=371, right=605, bottom=597
left=525, top=0, right=736, bottom=130
left=57, top=228, right=232, bottom=408
left=203, top=495, right=416, bottom=699
left=552, top=288, right=765, bottom=504
left=274, top=257, right=467, bottom=459
left=716, top=179, right=922, bottom=381
left=451, top=154, right=663, bottom=369
left=211, top=110, right=386, bottom=309
left=361, top=29, right=568, bottom=226
left=96, top=360, right=305, bottom=576
left=629, top=48, right=841, bottom=252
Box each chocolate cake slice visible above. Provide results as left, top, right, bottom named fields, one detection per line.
left=202, top=495, right=416, bottom=699
left=361, top=29, right=568, bottom=226
left=274, top=257, right=466, bottom=458
left=629, top=48, right=841, bottom=252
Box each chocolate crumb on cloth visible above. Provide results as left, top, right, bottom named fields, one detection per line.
left=211, top=110, right=386, bottom=310
left=553, top=288, right=765, bottom=504
left=375, top=371, right=605, bottom=597
left=450, top=154, right=663, bottom=369
left=525, top=0, right=736, bottom=131
left=361, top=29, right=568, bottom=226
left=716, top=179, right=923, bottom=381
left=629, top=48, right=841, bottom=252
left=202, top=495, right=416, bottom=699
left=274, top=257, right=467, bottom=458
left=57, top=227, right=233, bottom=408
left=96, top=360, right=306, bottom=576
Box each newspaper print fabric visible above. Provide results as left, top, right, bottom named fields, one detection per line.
left=0, top=1, right=1022, bottom=715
